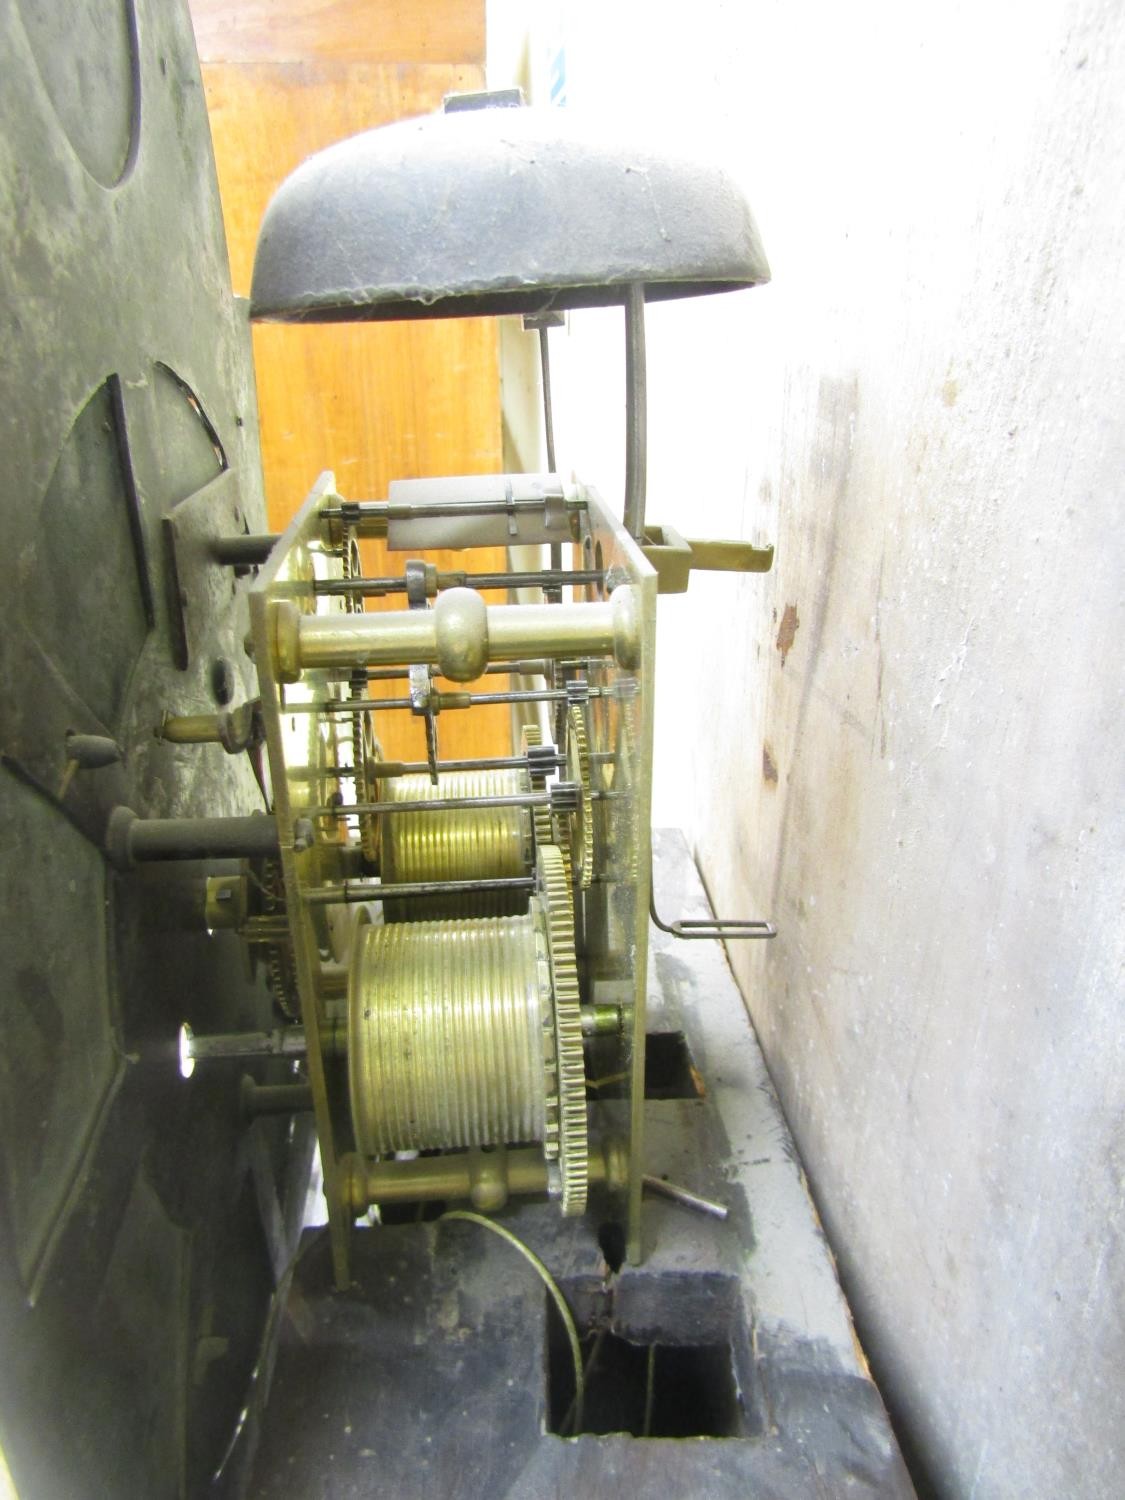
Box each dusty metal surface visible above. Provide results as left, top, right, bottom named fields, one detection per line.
left=0, top=2, right=308, bottom=1494
left=250, top=105, right=770, bottom=323
left=247, top=832, right=913, bottom=1499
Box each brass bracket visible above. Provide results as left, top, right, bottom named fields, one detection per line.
left=642, top=523, right=774, bottom=594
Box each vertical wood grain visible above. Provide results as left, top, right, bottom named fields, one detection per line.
left=189, top=0, right=485, bottom=65
left=192, top=5, right=510, bottom=759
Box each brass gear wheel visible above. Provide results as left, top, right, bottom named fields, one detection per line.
left=520, top=723, right=554, bottom=853
left=343, top=529, right=380, bottom=862
left=615, top=696, right=639, bottom=883
left=522, top=722, right=575, bottom=890
left=353, top=713, right=381, bottom=864
left=258, top=857, right=299, bottom=1020
left=265, top=941, right=299, bottom=1021
left=537, top=843, right=587, bottom=1215
left=566, top=703, right=594, bottom=889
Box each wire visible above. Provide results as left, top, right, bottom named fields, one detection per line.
left=648, top=833, right=776, bottom=940
left=642, top=1174, right=729, bottom=1221
left=557, top=1327, right=606, bottom=1439
left=585, top=1071, right=629, bottom=1092
left=439, top=1210, right=584, bottom=1434
left=649, top=885, right=776, bottom=941
left=643, top=1342, right=657, bottom=1438
left=211, top=1225, right=329, bottom=1486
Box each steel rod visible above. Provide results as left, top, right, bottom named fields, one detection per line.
left=623, top=282, right=648, bottom=540
left=319, top=497, right=581, bottom=521
left=289, top=752, right=562, bottom=781
left=642, top=1175, right=729, bottom=1221
left=181, top=1022, right=345, bottom=1071
left=310, top=792, right=548, bottom=817
left=313, top=568, right=602, bottom=598
left=539, top=324, right=564, bottom=576
left=321, top=660, right=549, bottom=683
left=440, top=688, right=576, bottom=706
left=649, top=882, right=777, bottom=942
left=182, top=1024, right=310, bottom=1065
left=281, top=687, right=584, bottom=714
left=539, top=326, right=557, bottom=473
left=369, top=753, right=560, bottom=778
left=303, top=875, right=536, bottom=906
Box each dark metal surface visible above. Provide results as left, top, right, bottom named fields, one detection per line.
left=250, top=106, right=770, bottom=323
left=108, top=809, right=282, bottom=867
left=210, top=534, right=282, bottom=567
left=165, top=472, right=262, bottom=671
left=0, top=2, right=306, bottom=1495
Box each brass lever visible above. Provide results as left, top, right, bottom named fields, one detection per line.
left=641, top=524, right=774, bottom=594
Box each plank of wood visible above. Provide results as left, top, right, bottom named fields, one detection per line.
left=190, top=0, right=484, bottom=65
left=202, top=60, right=484, bottom=296
left=202, top=55, right=510, bottom=759
left=249, top=315, right=502, bottom=525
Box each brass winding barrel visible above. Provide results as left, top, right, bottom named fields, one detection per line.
left=347, top=911, right=552, bottom=1156
left=380, top=769, right=531, bottom=918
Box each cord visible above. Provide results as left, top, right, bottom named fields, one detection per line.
left=439, top=1210, right=584, bottom=1434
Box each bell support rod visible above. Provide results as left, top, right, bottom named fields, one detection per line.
left=623, top=282, right=648, bottom=540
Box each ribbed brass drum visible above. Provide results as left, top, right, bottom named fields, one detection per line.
left=348, top=909, right=554, bottom=1156
left=380, top=769, right=532, bottom=918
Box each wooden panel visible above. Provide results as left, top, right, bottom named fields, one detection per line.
left=200, top=48, right=510, bottom=758
left=201, top=60, right=484, bottom=296
left=190, top=0, right=484, bottom=64
left=253, top=316, right=510, bottom=763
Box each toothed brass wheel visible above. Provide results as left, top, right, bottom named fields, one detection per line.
left=342, top=528, right=381, bottom=862
left=565, top=703, right=594, bottom=889
left=521, top=723, right=555, bottom=853
left=380, top=768, right=532, bottom=918
left=345, top=844, right=586, bottom=1213
left=537, top=843, right=587, bottom=1215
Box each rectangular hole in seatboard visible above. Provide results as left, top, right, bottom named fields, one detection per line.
left=585, top=1031, right=702, bottom=1101
left=545, top=1297, right=747, bottom=1438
